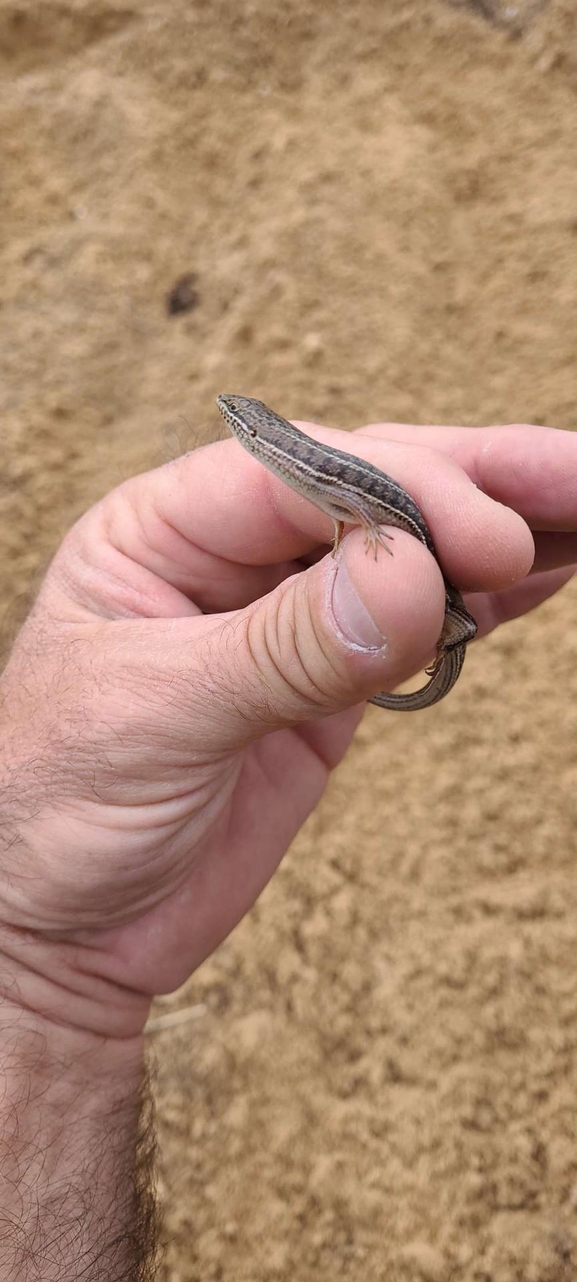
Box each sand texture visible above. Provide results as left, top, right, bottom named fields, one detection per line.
left=3, top=1, right=577, bottom=1278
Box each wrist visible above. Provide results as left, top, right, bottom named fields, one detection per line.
left=0, top=999, right=155, bottom=1281
left=0, top=992, right=146, bottom=1134
left=0, top=921, right=152, bottom=1039
left=0, top=994, right=145, bottom=1076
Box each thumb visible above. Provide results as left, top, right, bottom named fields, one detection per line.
left=190, top=528, right=447, bottom=744
left=5, top=527, right=445, bottom=778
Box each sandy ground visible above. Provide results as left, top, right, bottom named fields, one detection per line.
left=3, top=1, right=577, bottom=1278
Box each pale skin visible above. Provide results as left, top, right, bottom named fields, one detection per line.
left=1, top=414, right=577, bottom=1278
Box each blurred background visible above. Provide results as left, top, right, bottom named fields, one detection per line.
left=2, top=1, right=577, bottom=1278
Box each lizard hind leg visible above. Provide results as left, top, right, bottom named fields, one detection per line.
left=331, top=519, right=345, bottom=557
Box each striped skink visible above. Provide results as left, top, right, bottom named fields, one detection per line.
left=216, top=394, right=477, bottom=711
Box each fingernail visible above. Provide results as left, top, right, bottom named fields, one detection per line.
left=331, top=561, right=387, bottom=651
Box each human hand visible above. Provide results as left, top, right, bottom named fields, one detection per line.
left=0, top=413, right=573, bottom=1037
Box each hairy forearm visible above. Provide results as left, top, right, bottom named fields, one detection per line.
left=0, top=1007, right=158, bottom=1281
